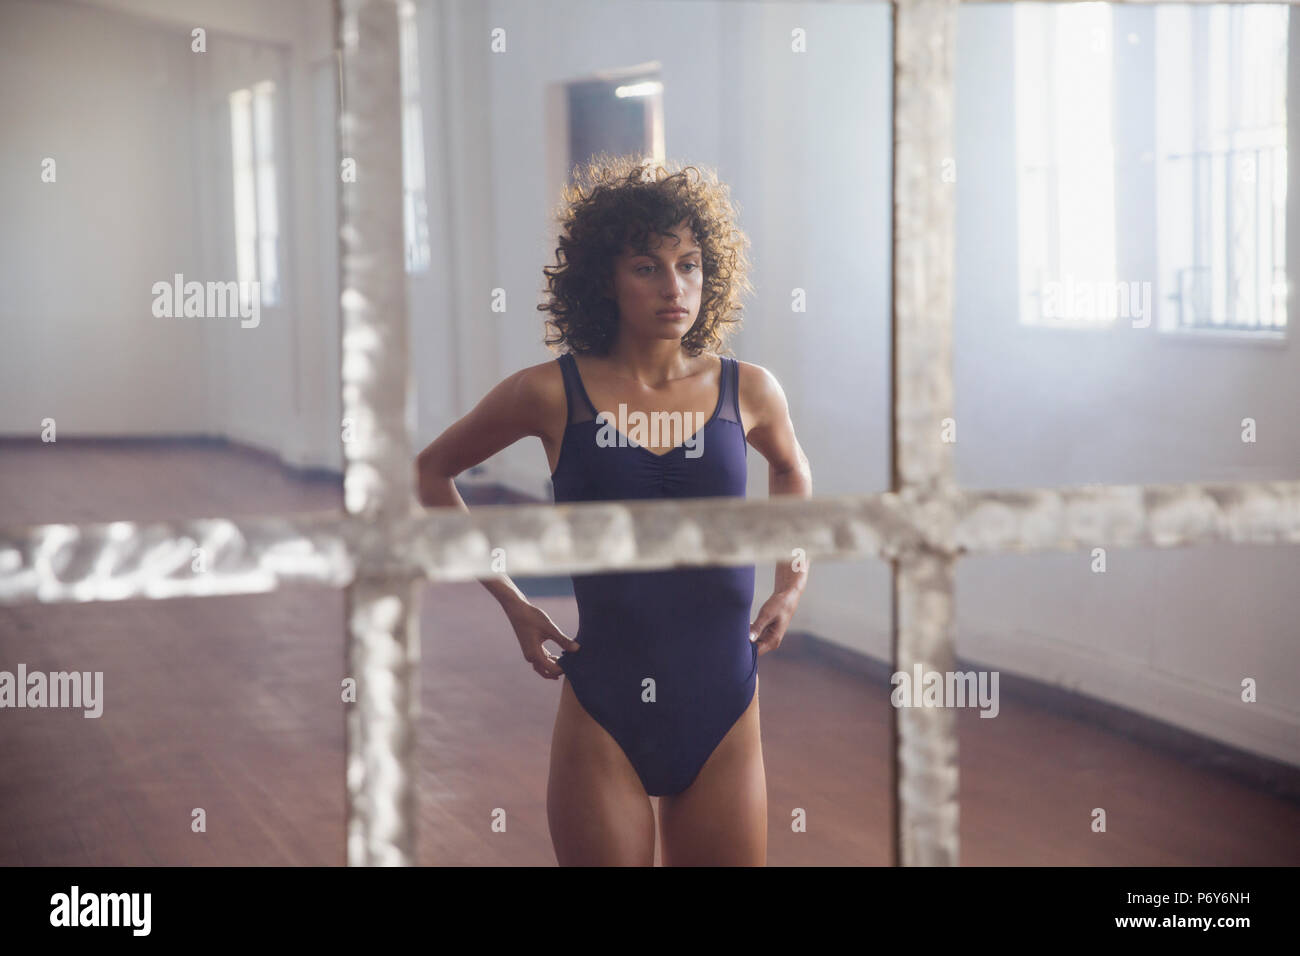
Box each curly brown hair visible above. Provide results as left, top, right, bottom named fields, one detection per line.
left=538, top=154, right=754, bottom=357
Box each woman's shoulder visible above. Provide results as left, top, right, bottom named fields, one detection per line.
left=729, top=356, right=779, bottom=392
left=494, top=356, right=569, bottom=436
left=728, top=357, right=788, bottom=429
left=522, top=353, right=569, bottom=392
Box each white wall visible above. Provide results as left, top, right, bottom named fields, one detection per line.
left=0, top=0, right=341, bottom=469
left=0, top=0, right=207, bottom=434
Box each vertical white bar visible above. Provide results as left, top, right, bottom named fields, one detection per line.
left=891, top=0, right=960, bottom=867
left=337, top=0, right=421, bottom=866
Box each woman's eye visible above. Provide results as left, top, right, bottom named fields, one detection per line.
left=636, top=262, right=699, bottom=274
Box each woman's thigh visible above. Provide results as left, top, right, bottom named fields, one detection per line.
left=547, top=677, right=656, bottom=866
left=657, top=676, right=767, bottom=866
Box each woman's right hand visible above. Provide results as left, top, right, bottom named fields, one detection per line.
left=506, top=602, right=580, bottom=680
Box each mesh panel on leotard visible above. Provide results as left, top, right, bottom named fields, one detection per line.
left=557, top=352, right=598, bottom=426
left=560, top=352, right=738, bottom=427
left=715, top=354, right=741, bottom=426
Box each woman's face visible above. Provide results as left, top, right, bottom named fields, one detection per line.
left=608, top=221, right=704, bottom=345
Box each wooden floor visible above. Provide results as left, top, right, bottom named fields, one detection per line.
left=1, top=438, right=1297, bottom=865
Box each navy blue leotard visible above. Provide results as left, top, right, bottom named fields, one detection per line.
left=550, top=351, right=758, bottom=797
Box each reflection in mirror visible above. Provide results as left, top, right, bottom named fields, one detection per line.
left=955, top=2, right=1296, bottom=489
left=1012, top=2, right=1287, bottom=332
left=410, top=0, right=892, bottom=511
left=3, top=0, right=899, bottom=869
left=2, top=586, right=348, bottom=864
left=406, top=0, right=892, bottom=865
left=416, top=556, right=891, bottom=866
left=2, top=0, right=353, bottom=870
left=1, top=0, right=343, bottom=524
left=956, top=544, right=1299, bottom=865
left=954, top=3, right=1299, bottom=865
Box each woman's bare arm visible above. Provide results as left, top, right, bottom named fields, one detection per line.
left=737, top=361, right=812, bottom=654
left=414, top=364, right=551, bottom=616
left=414, top=362, right=579, bottom=680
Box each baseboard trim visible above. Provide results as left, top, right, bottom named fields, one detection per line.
left=777, top=628, right=1300, bottom=806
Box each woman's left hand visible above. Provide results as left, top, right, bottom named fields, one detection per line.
left=749, top=587, right=801, bottom=656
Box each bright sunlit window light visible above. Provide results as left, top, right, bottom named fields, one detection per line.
left=615, top=80, right=662, bottom=98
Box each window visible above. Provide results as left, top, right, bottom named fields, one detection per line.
left=1014, top=3, right=1289, bottom=334
left=229, top=81, right=281, bottom=306
left=1014, top=3, right=1118, bottom=327
left=1155, top=3, right=1288, bottom=331
left=400, top=0, right=430, bottom=274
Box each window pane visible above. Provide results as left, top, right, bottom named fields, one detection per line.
left=1155, top=4, right=1288, bottom=330
left=252, top=84, right=279, bottom=243
left=1014, top=3, right=1117, bottom=327
left=229, top=88, right=257, bottom=286
left=252, top=80, right=275, bottom=163
left=399, top=4, right=429, bottom=275
left=259, top=236, right=279, bottom=305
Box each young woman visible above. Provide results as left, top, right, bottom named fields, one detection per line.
left=415, top=156, right=811, bottom=865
